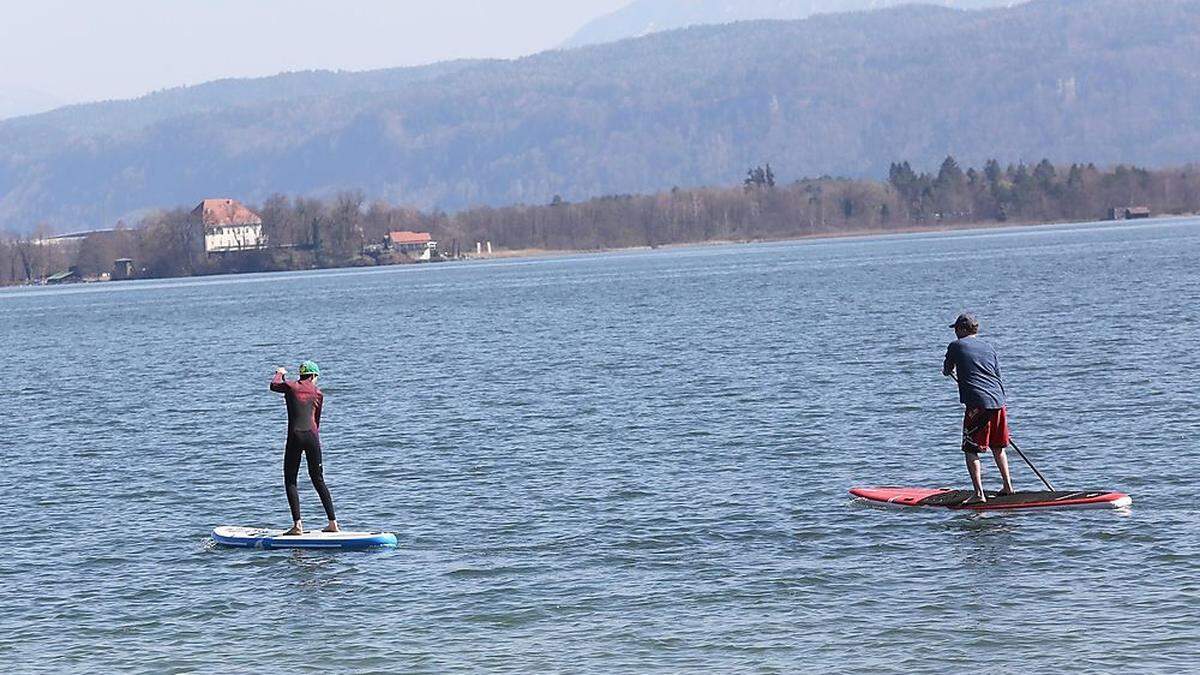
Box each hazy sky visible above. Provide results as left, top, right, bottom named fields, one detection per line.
left=0, top=0, right=629, bottom=106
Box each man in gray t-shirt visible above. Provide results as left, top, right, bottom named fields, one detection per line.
left=943, top=314, right=1015, bottom=503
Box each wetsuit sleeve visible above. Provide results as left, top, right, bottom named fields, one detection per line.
left=270, top=372, right=290, bottom=393
left=942, top=342, right=957, bottom=377
left=315, top=391, right=323, bottom=430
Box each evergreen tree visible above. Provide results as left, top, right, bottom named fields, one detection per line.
left=888, top=161, right=919, bottom=197
left=932, top=156, right=967, bottom=220
left=1065, top=163, right=1087, bottom=216
left=984, top=159, right=1003, bottom=185
left=744, top=164, right=776, bottom=191
left=1033, top=159, right=1057, bottom=187
left=1010, top=163, right=1036, bottom=212
left=1067, top=164, right=1084, bottom=188
left=744, top=166, right=765, bottom=190
left=936, top=156, right=965, bottom=188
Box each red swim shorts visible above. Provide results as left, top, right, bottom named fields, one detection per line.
left=962, top=407, right=1010, bottom=454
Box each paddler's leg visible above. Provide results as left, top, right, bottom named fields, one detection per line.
left=964, top=451, right=987, bottom=503
left=961, top=407, right=987, bottom=503
left=992, top=447, right=1015, bottom=495
left=302, top=433, right=339, bottom=533
left=990, top=408, right=1015, bottom=495
left=283, top=436, right=304, bottom=536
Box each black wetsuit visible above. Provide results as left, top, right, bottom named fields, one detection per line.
left=271, top=373, right=336, bottom=522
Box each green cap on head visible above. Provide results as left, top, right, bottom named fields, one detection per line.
left=299, top=361, right=320, bottom=377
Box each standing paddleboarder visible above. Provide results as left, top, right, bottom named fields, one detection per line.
left=942, top=314, right=1016, bottom=504
left=271, top=361, right=340, bottom=535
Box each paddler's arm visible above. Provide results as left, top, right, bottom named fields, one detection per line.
left=270, top=367, right=290, bottom=393
left=942, top=343, right=956, bottom=378
left=314, top=391, right=323, bottom=429
left=994, top=353, right=1006, bottom=398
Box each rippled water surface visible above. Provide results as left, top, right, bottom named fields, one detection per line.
left=3, top=219, right=1199, bottom=673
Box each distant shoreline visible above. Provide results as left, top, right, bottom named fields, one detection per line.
left=464, top=213, right=1198, bottom=263
left=3, top=212, right=1195, bottom=291
left=6, top=153, right=1196, bottom=288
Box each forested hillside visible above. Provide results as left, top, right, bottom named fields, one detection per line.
left=2, top=0, right=1198, bottom=232
left=562, top=0, right=1013, bottom=47
left=0, top=60, right=482, bottom=142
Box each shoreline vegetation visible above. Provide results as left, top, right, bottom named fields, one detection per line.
left=3, top=157, right=1197, bottom=286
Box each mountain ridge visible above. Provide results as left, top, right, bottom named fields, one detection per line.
left=2, top=0, right=1198, bottom=232
left=562, top=0, right=1018, bottom=48
left=0, top=85, right=64, bottom=121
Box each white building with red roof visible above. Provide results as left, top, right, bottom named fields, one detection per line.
left=193, top=198, right=266, bottom=253
left=386, top=230, right=438, bottom=260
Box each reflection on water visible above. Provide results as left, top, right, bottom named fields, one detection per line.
left=285, top=550, right=345, bottom=590
left=945, top=514, right=1019, bottom=567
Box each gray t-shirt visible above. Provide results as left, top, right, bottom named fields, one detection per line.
left=943, top=336, right=1006, bottom=409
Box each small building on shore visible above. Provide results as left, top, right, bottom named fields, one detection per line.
left=1109, top=206, right=1152, bottom=221
left=45, top=267, right=80, bottom=285
left=194, top=199, right=267, bottom=253
left=385, top=231, right=438, bottom=261
left=112, top=258, right=135, bottom=281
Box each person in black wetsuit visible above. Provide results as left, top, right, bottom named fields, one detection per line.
left=271, top=361, right=339, bottom=535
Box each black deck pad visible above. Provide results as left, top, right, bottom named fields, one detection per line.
left=917, top=490, right=1110, bottom=507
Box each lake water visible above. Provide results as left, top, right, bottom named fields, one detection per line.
left=2, top=219, right=1198, bottom=673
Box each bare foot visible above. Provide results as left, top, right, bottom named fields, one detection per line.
left=997, top=487, right=1016, bottom=497
left=323, top=522, right=341, bottom=533
left=282, top=525, right=304, bottom=536
left=963, top=493, right=988, bottom=506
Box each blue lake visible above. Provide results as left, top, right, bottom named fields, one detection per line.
left=2, top=219, right=1198, bottom=672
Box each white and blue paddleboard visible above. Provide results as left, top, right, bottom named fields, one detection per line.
left=212, top=526, right=397, bottom=550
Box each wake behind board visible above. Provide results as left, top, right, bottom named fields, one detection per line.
left=212, top=526, right=398, bottom=550
left=850, top=487, right=1132, bottom=511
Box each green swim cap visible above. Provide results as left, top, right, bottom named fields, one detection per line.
left=299, top=361, right=320, bottom=377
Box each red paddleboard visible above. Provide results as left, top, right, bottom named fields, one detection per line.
left=850, top=486, right=1132, bottom=511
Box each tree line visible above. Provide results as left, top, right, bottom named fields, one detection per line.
left=2, top=158, right=1198, bottom=285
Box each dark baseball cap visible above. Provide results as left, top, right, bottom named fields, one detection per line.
left=951, top=313, right=979, bottom=329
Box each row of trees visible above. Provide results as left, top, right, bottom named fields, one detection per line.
left=427, top=158, right=1198, bottom=250
left=886, top=158, right=1190, bottom=224
left=2, top=158, right=1198, bottom=285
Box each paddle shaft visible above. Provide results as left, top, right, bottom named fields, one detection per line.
left=1008, top=439, right=1056, bottom=492
left=948, top=373, right=1056, bottom=492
